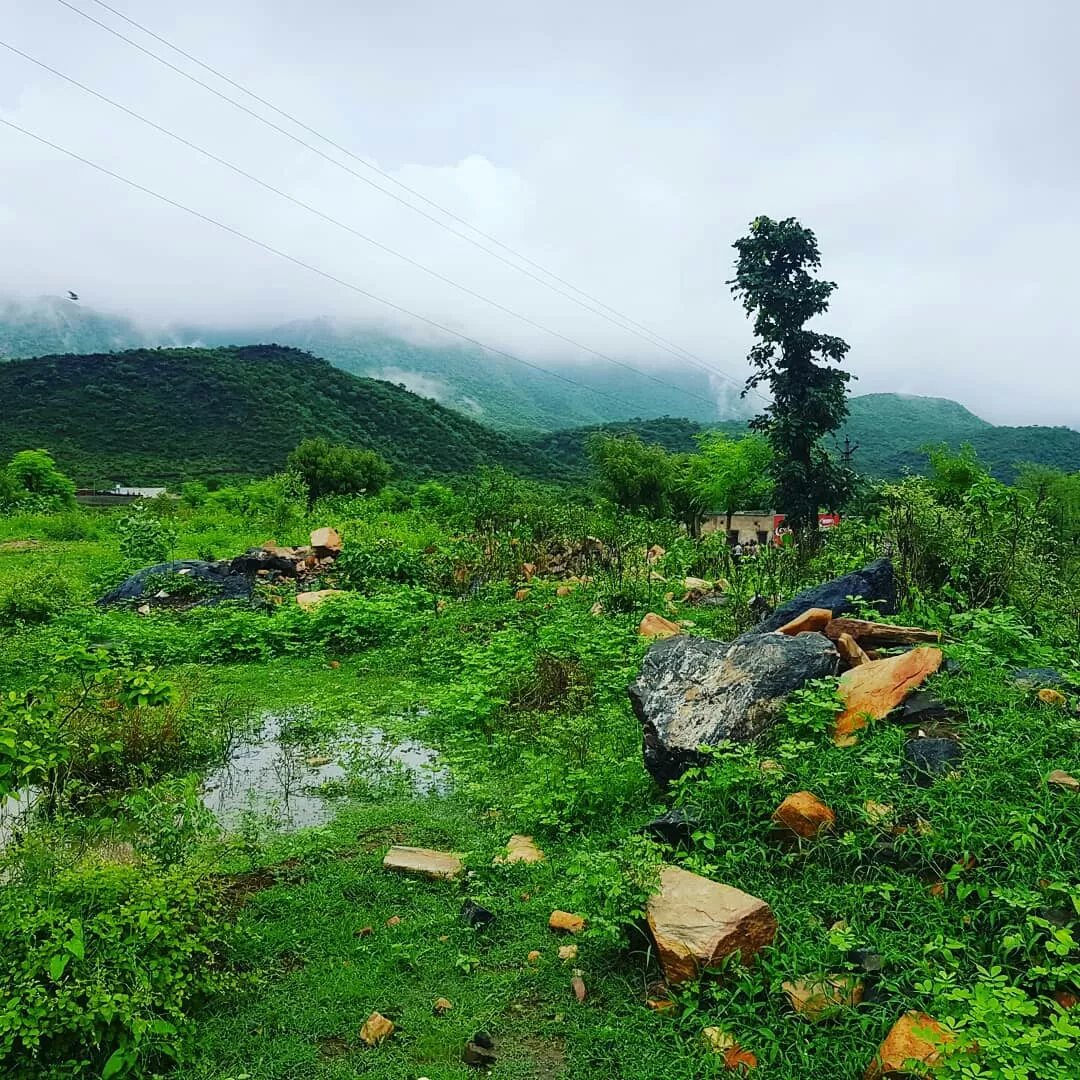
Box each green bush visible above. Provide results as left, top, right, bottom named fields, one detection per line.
left=116, top=506, right=177, bottom=566
left=0, top=568, right=75, bottom=627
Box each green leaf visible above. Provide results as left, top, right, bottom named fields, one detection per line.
left=101, top=1048, right=128, bottom=1079
left=49, top=953, right=70, bottom=981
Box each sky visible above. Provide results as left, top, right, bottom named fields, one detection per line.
left=1, top=0, right=1077, bottom=426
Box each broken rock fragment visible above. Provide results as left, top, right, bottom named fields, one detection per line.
left=359, top=1012, right=394, bottom=1046
left=782, top=974, right=864, bottom=1020
left=864, top=1012, right=955, bottom=1079
left=495, top=835, right=545, bottom=864
left=549, top=910, right=585, bottom=934
left=638, top=612, right=682, bottom=640
left=646, top=865, right=777, bottom=984
left=383, top=846, right=463, bottom=880
left=834, top=648, right=943, bottom=744
left=775, top=607, right=833, bottom=636
left=772, top=791, right=835, bottom=838
left=1048, top=769, right=1079, bottom=792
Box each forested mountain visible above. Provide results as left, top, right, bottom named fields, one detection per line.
left=0, top=345, right=548, bottom=484
left=0, top=296, right=147, bottom=358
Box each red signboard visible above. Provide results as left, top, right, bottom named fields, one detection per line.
left=772, top=513, right=841, bottom=545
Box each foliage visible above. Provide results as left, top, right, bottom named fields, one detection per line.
left=0, top=566, right=75, bottom=627
left=2, top=450, right=76, bottom=511
left=116, top=505, right=177, bottom=566
left=286, top=438, right=392, bottom=507
left=682, top=431, right=774, bottom=525
left=587, top=432, right=678, bottom=518
left=730, top=215, right=854, bottom=531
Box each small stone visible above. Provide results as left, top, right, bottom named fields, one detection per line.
left=848, top=948, right=883, bottom=974
left=461, top=899, right=496, bottom=928
left=433, top=997, right=453, bottom=1014
left=646, top=544, right=666, bottom=563
left=772, top=791, right=835, bottom=838
left=296, top=588, right=345, bottom=610
left=641, top=808, right=702, bottom=847
left=136, top=603, right=151, bottom=615
left=835, top=632, right=871, bottom=667
left=558, top=944, right=578, bottom=962
left=355, top=926, right=373, bottom=937
left=703, top=1026, right=735, bottom=1053
left=386, top=916, right=402, bottom=927
left=775, top=607, right=833, bottom=636
left=438, top=935, right=449, bottom=942
left=1048, top=769, right=1080, bottom=792
left=863, top=801, right=895, bottom=825
left=1012, top=666, right=1069, bottom=689
left=527, top=950, right=541, bottom=964
left=556, top=585, right=574, bottom=597
left=305, top=755, right=333, bottom=767
left=310, top=526, right=343, bottom=554
left=589, top=601, right=604, bottom=616
left=646, top=997, right=676, bottom=1011
left=570, top=976, right=586, bottom=1001
left=462, top=1041, right=497, bottom=1068
left=549, top=910, right=585, bottom=934
left=1039, top=688, right=1068, bottom=707
left=864, top=1012, right=955, bottom=1079
left=902, top=738, right=964, bottom=787
left=359, top=1012, right=394, bottom=1046
left=703, top=1027, right=758, bottom=1072
left=638, top=612, right=682, bottom=640
left=472, top=1031, right=494, bottom=1050
left=383, top=846, right=463, bottom=880
left=759, top=759, right=784, bottom=775
left=783, top=974, right=864, bottom=1020
left=515, top=588, right=530, bottom=601
left=495, top=835, right=545, bottom=864
left=522, top=562, right=536, bottom=581
left=1053, top=988, right=1078, bottom=1010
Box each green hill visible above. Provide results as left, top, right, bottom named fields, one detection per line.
left=0, top=345, right=550, bottom=485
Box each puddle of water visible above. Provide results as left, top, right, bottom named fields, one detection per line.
left=200, top=710, right=447, bottom=832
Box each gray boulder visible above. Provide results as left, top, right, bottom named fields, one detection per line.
left=97, top=559, right=253, bottom=608
left=630, top=632, right=840, bottom=784
left=754, top=558, right=897, bottom=633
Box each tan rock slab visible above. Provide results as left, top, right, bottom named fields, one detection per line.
left=836, top=632, right=871, bottom=667
left=863, top=800, right=895, bottom=825
left=558, top=944, right=578, bottom=962
left=834, top=648, right=943, bottom=744
left=825, top=618, right=942, bottom=649
left=683, top=576, right=714, bottom=592
left=310, top=526, right=343, bottom=554
left=1048, top=769, right=1080, bottom=791
left=383, top=846, right=463, bottom=880
left=772, top=791, right=835, bottom=838
left=775, top=607, right=833, bottom=636
left=638, top=612, right=682, bottom=640
left=359, top=1011, right=394, bottom=1046
left=296, top=588, right=345, bottom=610
left=433, top=997, right=453, bottom=1014
left=549, top=910, right=586, bottom=934
left=495, top=835, right=545, bottom=864
left=514, top=587, right=531, bottom=601
left=556, top=585, right=575, bottom=597
left=1039, top=688, right=1068, bottom=707
left=783, top=974, right=864, bottom=1020
left=864, top=1012, right=954, bottom=1079
left=571, top=975, right=586, bottom=1001
left=645, top=865, right=777, bottom=984
left=527, top=950, right=541, bottom=964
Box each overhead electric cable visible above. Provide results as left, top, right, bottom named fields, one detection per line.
left=0, top=114, right=714, bottom=421
left=54, top=0, right=769, bottom=405
left=0, top=38, right=725, bottom=413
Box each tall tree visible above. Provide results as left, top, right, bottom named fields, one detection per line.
left=286, top=438, right=392, bottom=508
left=587, top=432, right=676, bottom=518
left=729, top=216, right=853, bottom=534
left=683, top=432, right=774, bottom=532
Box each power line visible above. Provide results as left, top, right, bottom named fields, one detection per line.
left=55, top=0, right=768, bottom=405
left=0, top=39, right=723, bottom=415
left=0, top=114, right=701, bottom=422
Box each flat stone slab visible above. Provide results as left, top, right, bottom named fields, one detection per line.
left=646, top=865, right=777, bottom=984
left=834, top=648, right=943, bottom=744
left=383, top=845, right=463, bottom=880
left=296, top=589, right=345, bottom=610
left=494, top=835, right=545, bottom=864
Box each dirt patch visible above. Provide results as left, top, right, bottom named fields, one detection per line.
left=508, top=1035, right=565, bottom=1079
left=357, top=824, right=409, bottom=852
left=220, top=868, right=280, bottom=909
left=317, top=1036, right=352, bottom=1060
left=0, top=540, right=41, bottom=551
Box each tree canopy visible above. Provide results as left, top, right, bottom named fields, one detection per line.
left=287, top=439, right=393, bottom=507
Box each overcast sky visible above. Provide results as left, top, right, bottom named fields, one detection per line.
left=1, top=0, right=1077, bottom=425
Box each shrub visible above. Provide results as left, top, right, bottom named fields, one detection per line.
left=335, top=538, right=427, bottom=591
left=116, top=505, right=177, bottom=566
left=0, top=568, right=75, bottom=627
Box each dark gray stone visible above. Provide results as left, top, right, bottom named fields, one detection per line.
left=899, top=690, right=959, bottom=725
left=472, top=1031, right=495, bottom=1050
left=847, top=948, right=883, bottom=974
left=97, top=559, right=253, bottom=608
left=462, top=1042, right=497, bottom=1068
left=902, top=738, right=964, bottom=787
left=754, top=558, right=897, bottom=633
left=640, top=808, right=703, bottom=847
left=461, top=900, right=496, bottom=929
left=630, top=631, right=840, bottom=785
left=1010, top=667, right=1071, bottom=690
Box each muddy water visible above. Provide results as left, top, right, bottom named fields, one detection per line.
left=200, top=710, right=447, bottom=831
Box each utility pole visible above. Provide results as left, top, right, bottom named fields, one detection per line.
left=840, top=436, right=859, bottom=468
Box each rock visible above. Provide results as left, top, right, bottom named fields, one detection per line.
left=527, top=950, right=541, bottom=964
left=1048, top=769, right=1080, bottom=792
left=434, top=997, right=453, bottom=1014
left=549, top=911, right=585, bottom=934
left=645, top=865, right=777, bottom=984
left=473, top=1030, right=495, bottom=1049
left=641, top=808, right=703, bottom=848
left=902, top=738, right=963, bottom=787
left=646, top=996, right=676, bottom=1011
left=638, top=613, right=681, bottom=640
left=835, top=632, right=871, bottom=667
left=305, top=755, right=333, bottom=767
left=556, top=585, right=575, bottom=597
left=898, top=689, right=958, bottom=725
left=310, top=527, right=342, bottom=555
left=461, top=900, right=496, bottom=928
left=1012, top=666, right=1070, bottom=689
left=863, top=801, right=895, bottom=826
left=495, top=834, right=545, bottom=864
left=1053, top=988, right=1079, bottom=1010
left=359, top=1012, right=394, bottom=1046
left=589, top=601, right=604, bottom=616
left=514, top=588, right=530, bottom=601
left=646, top=544, right=666, bottom=564
left=462, top=1041, right=497, bottom=1068
left=864, top=1012, right=955, bottom=1079
left=522, top=562, right=536, bottom=581
left=296, top=589, right=346, bottom=610
left=772, top=792, right=835, bottom=838
left=825, top=618, right=942, bottom=649
left=683, top=576, right=713, bottom=592
left=631, top=632, right=839, bottom=784
left=702, top=1027, right=758, bottom=1072
left=1038, top=688, right=1068, bottom=707
left=783, top=974, right=864, bottom=1020
left=386, top=915, right=402, bottom=927
left=570, top=975, right=586, bottom=1001
left=848, top=948, right=884, bottom=974
left=383, top=846, right=463, bottom=880
left=136, top=603, right=151, bottom=615
left=558, top=944, right=578, bottom=962
left=97, top=558, right=252, bottom=609
left=754, top=559, right=897, bottom=633
left=834, top=648, right=943, bottom=745
left=775, top=607, right=833, bottom=636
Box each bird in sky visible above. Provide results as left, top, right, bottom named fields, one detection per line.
left=67, top=290, right=79, bottom=301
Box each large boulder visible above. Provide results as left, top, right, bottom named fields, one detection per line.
left=97, top=559, right=253, bottom=609
left=630, top=632, right=839, bottom=784
left=754, top=559, right=897, bottom=633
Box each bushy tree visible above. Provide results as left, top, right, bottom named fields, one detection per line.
left=587, top=433, right=676, bottom=518
left=286, top=439, right=392, bottom=508
left=926, top=442, right=987, bottom=507
left=683, top=432, right=774, bottom=531
left=729, top=216, right=853, bottom=534
left=4, top=449, right=76, bottom=509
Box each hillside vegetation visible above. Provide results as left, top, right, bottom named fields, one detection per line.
left=0, top=345, right=546, bottom=484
